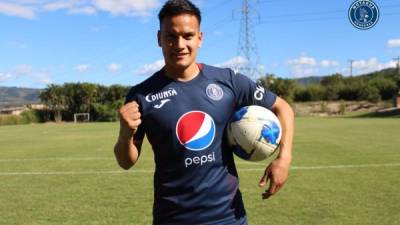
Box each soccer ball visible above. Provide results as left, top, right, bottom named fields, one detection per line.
left=227, top=105, right=282, bottom=161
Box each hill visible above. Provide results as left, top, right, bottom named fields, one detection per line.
left=0, top=86, right=41, bottom=108
left=294, top=67, right=399, bottom=85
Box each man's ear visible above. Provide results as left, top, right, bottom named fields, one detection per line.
left=198, top=31, right=203, bottom=48
left=157, top=30, right=161, bottom=47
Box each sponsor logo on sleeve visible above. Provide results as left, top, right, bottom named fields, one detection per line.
left=254, top=85, right=265, bottom=101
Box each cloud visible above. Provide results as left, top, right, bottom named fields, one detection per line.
left=214, top=56, right=248, bottom=69
left=352, top=58, right=379, bottom=69
left=0, top=73, right=13, bottom=82
left=320, top=60, right=339, bottom=68
left=68, top=6, right=96, bottom=15
left=286, top=55, right=341, bottom=77
left=43, top=1, right=96, bottom=15
left=0, top=2, right=35, bottom=19
left=286, top=55, right=318, bottom=77
left=14, top=64, right=33, bottom=76
left=93, top=0, right=160, bottom=17
left=135, top=59, right=164, bottom=76
left=291, top=66, right=319, bottom=78
left=74, top=64, right=90, bottom=72
left=0, top=64, right=34, bottom=81
left=42, top=1, right=76, bottom=11
left=107, top=63, right=121, bottom=72
left=287, top=55, right=317, bottom=66
left=214, top=56, right=267, bottom=78
left=387, top=39, right=400, bottom=48
left=1, top=0, right=161, bottom=19
left=351, top=58, right=397, bottom=74
left=0, top=64, right=52, bottom=86
left=36, top=72, right=52, bottom=85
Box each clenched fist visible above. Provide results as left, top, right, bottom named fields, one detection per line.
left=118, top=101, right=142, bottom=138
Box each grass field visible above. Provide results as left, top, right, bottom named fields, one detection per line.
left=1, top=117, right=400, bottom=225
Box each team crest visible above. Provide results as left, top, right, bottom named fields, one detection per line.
left=348, top=0, right=379, bottom=30
left=176, top=111, right=215, bottom=151
left=206, top=83, right=223, bottom=101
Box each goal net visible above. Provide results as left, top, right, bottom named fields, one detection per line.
left=74, top=113, right=90, bottom=123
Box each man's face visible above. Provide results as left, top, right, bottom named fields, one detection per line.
left=158, top=14, right=202, bottom=72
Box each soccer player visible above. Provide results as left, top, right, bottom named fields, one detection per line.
left=114, top=0, right=294, bottom=224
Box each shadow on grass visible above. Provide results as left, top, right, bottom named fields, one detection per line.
left=351, top=108, right=400, bottom=118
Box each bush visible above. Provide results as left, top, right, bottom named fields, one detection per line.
left=361, top=85, right=381, bottom=103
left=339, top=101, right=346, bottom=115
left=0, top=110, right=41, bottom=126
left=368, top=77, right=397, bottom=100
left=92, top=99, right=124, bottom=122
left=320, top=101, right=328, bottom=113
left=0, top=115, right=17, bottom=125
left=20, top=110, right=40, bottom=123
left=294, top=85, right=326, bottom=102
left=260, top=76, right=298, bottom=102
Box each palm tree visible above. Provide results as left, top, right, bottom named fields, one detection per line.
left=39, top=84, right=65, bottom=122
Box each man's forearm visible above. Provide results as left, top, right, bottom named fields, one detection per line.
left=274, top=98, right=294, bottom=164
left=114, top=128, right=140, bottom=170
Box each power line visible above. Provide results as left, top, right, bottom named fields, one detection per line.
left=252, top=4, right=400, bottom=24
left=236, top=0, right=262, bottom=79
left=348, top=59, right=354, bottom=77
left=394, top=57, right=400, bottom=77
left=260, top=9, right=345, bottom=19
left=256, top=12, right=400, bottom=25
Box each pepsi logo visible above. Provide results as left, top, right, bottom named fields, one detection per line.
left=176, top=111, right=215, bottom=151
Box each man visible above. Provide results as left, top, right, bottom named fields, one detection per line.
left=114, top=0, right=294, bottom=224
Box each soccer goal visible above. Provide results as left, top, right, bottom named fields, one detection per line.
left=74, top=113, right=90, bottom=123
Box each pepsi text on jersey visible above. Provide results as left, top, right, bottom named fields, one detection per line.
left=176, top=111, right=216, bottom=168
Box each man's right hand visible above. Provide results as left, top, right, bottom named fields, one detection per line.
left=115, top=101, right=142, bottom=169
left=118, top=101, right=142, bottom=139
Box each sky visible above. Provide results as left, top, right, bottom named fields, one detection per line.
left=0, top=0, right=400, bottom=88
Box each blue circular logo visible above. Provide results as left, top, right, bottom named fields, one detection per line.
left=348, top=0, right=379, bottom=30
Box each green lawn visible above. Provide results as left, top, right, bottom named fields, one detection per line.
left=1, top=118, right=399, bottom=225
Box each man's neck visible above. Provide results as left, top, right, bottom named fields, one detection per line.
left=163, top=63, right=200, bottom=82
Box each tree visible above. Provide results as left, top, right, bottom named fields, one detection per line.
left=293, top=84, right=326, bottom=102
left=259, top=75, right=298, bottom=102
left=361, top=85, right=381, bottom=103
left=78, top=83, right=98, bottom=114
left=368, top=77, right=397, bottom=100
left=320, top=73, right=344, bottom=86
left=92, top=99, right=124, bottom=122
left=39, top=84, right=65, bottom=122
left=106, top=85, right=129, bottom=103
left=321, top=73, right=344, bottom=101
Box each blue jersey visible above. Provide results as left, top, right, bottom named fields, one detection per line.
left=125, top=64, right=277, bottom=225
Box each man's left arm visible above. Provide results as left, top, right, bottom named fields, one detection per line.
left=258, top=96, right=294, bottom=199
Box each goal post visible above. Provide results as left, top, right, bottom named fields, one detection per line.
left=74, top=113, right=90, bottom=123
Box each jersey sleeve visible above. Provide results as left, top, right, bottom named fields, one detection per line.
left=230, top=70, right=277, bottom=110
left=125, top=86, right=145, bottom=141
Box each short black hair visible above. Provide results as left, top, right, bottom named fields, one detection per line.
left=158, top=0, right=201, bottom=25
